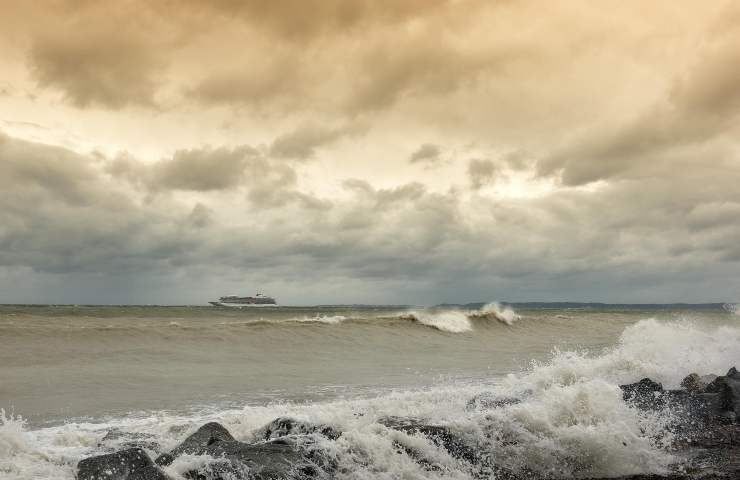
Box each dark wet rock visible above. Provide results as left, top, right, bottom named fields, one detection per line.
left=77, top=447, right=169, bottom=480
left=663, top=391, right=725, bottom=424
left=680, top=373, right=718, bottom=393
left=704, top=367, right=739, bottom=421
left=180, top=440, right=327, bottom=480
left=155, top=422, right=234, bottom=466
left=253, top=416, right=341, bottom=441
left=99, top=429, right=161, bottom=452
left=465, top=392, right=521, bottom=411
left=154, top=422, right=333, bottom=479
left=378, top=416, right=479, bottom=465
left=621, top=378, right=665, bottom=409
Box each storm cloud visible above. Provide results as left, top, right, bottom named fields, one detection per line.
left=0, top=1, right=739, bottom=304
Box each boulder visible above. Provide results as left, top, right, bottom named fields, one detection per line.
left=378, top=416, right=478, bottom=464
left=155, top=422, right=332, bottom=480
left=704, top=367, right=740, bottom=421
left=98, top=429, right=161, bottom=452
left=253, top=416, right=341, bottom=441
left=180, top=439, right=325, bottom=480
left=77, top=448, right=169, bottom=480
left=465, top=392, right=521, bottom=411
left=679, top=373, right=717, bottom=393
left=620, top=378, right=664, bottom=409
left=155, top=422, right=234, bottom=466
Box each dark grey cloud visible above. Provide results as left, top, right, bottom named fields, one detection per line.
left=2, top=130, right=740, bottom=304
left=409, top=143, right=441, bottom=164
left=467, top=158, right=497, bottom=189
left=269, top=123, right=363, bottom=160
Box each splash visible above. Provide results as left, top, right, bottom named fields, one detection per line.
left=722, top=303, right=739, bottom=315
left=400, top=311, right=472, bottom=332
left=468, top=302, right=520, bottom=325
left=295, top=314, right=347, bottom=325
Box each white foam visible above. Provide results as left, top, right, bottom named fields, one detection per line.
left=723, top=303, right=739, bottom=315
left=405, top=310, right=472, bottom=333
left=295, top=314, right=347, bottom=325
left=470, top=302, right=521, bottom=325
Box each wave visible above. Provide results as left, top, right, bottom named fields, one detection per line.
left=723, top=303, right=739, bottom=315
left=401, top=302, right=520, bottom=332
left=468, top=302, right=521, bottom=325
left=2, top=318, right=738, bottom=479
left=400, top=310, right=472, bottom=332
left=294, top=314, right=347, bottom=325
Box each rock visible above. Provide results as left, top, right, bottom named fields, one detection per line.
left=465, top=392, right=521, bottom=411
left=663, top=391, right=724, bottom=424
left=155, top=422, right=332, bottom=479
left=620, top=378, right=664, bottom=409
left=680, top=373, right=718, bottom=393
left=98, top=429, right=161, bottom=452
left=181, top=440, right=325, bottom=480
left=253, top=416, right=341, bottom=441
left=155, top=422, right=234, bottom=466
left=77, top=447, right=169, bottom=480
left=378, top=416, right=478, bottom=465
left=704, top=367, right=740, bottom=421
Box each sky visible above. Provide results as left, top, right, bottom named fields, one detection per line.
left=1, top=0, right=739, bottom=305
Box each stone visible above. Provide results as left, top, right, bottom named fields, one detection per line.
left=98, top=429, right=161, bottom=452
left=253, top=416, right=341, bottom=441
left=704, top=367, right=740, bottom=420
left=77, top=448, right=169, bottom=480
left=155, top=422, right=234, bottom=466
left=465, top=392, right=521, bottom=411
left=378, top=416, right=478, bottom=464
left=620, top=378, right=664, bottom=409
left=181, top=440, right=324, bottom=480
left=155, top=422, right=332, bottom=479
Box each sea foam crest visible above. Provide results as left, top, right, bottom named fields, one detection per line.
left=469, top=302, right=520, bottom=325
left=403, top=302, right=520, bottom=332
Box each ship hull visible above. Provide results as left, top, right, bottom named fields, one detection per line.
left=209, top=301, right=277, bottom=308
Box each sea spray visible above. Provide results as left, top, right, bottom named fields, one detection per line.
left=401, top=302, right=521, bottom=332
left=403, top=310, right=473, bottom=333
left=469, top=302, right=521, bottom=325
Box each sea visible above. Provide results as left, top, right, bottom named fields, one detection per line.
left=0, top=303, right=738, bottom=479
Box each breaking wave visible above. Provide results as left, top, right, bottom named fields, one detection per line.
left=402, top=302, right=520, bottom=332
left=4, top=318, right=737, bottom=479
left=723, top=303, right=739, bottom=315
left=295, top=314, right=347, bottom=325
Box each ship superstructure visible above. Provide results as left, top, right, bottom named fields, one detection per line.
left=209, top=293, right=277, bottom=307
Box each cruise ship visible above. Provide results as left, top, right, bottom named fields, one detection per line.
left=209, top=293, right=277, bottom=307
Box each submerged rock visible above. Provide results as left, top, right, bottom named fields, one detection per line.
left=379, top=416, right=479, bottom=465
left=253, top=416, right=341, bottom=441
left=465, top=392, right=521, bottom=411
left=77, top=447, right=169, bottom=480
left=98, top=429, right=161, bottom=452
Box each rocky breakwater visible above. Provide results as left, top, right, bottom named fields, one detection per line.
left=76, top=367, right=739, bottom=480
left=610, top=367, right=739, bottom=479
left=78, top=418, right=338, bottom=480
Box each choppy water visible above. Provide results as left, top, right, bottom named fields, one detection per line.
left=1, top=303, right=738, bottom=479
